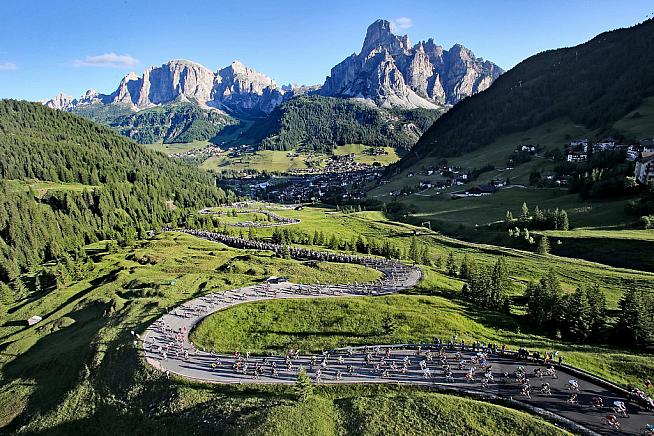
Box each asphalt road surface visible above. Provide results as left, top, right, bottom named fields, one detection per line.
left=142, top=233, right=654, bottom=435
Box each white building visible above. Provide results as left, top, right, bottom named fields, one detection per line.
left=635, top=152, right=654, bottom=184
left=566, top=151, right=588, bottom=162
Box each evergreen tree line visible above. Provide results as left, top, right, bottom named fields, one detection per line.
left=250, top=96, right=441, bottom=152
left=191, top=216, right=437, bottom=265
left=0, top=100, right=234, bottom=283
left=525, top=269, right=654, bottom=346
left=446, top=253, right=510, bottom=311
left=0, top=249, right=94, bottom=303
left=505, top=203, right=569, bottom=231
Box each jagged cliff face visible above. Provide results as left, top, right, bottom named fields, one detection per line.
left=321, top=19, right=503, bottom=108
left=43, top=60, right=290, bottom=117
left=42, top=20, right=503, bottom=117
left=212, top=61, right=285, bottom=116
left=43, top=92, right=76, bottom=111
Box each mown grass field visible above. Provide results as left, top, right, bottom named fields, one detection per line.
left=406, top=188, right=636, bottom=229
left=202, top=149, right=313, bottom=173
left=213, top=206, right=654, bottom=306
left=240, top=387, right=569, bottom=436
left=0, top=230, right=570, bottom=434
left=333, top=143, right=401, bottom=166
left=541, top=228, right=654, bottom=271
left=200, top=144, right=401, bottom=174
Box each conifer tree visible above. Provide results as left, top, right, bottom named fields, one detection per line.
left=614, top=288, right=651, bottom=346
left=409, top=237, right=419, bottom=262
left=420, top=246, right=431, bottom=266
left=295, top=367, right=313, bottom=401
left=459, top=254, right=474, bottom=279
left=446, top=251, right=458, bottom=277
left=489, top=257, right=509, bottom=310
left=586, top=285, right=607, bottom=338
left=434, top=256, right=442, bottom=269
left=537, top=235, right=550, bottom=254
left=560, top=210, right=570, bottom=231
left=563, top=287, right=592, bottom=341
left=520, top=202, right=530, bottom=223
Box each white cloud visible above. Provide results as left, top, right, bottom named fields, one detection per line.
left=0, top=62, right=17, bottom=71
left=390, top=17, right=413, bottom=32
left=73, top=53, right=139, bottom=68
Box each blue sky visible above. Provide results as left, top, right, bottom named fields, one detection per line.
left=1, top=0, right=652, bottom=101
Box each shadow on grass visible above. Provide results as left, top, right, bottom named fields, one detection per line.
left=1, top=301, right=109, bottom=433
left=252, top=329, right=375, bottom=338
left=2, top=320, right=26, bottom=327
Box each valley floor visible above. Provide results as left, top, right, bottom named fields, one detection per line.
left=1, top=206, right=652, bottom=435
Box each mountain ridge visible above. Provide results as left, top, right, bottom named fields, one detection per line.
left=398, top=16, right=654, bottom=168
left=43, top=59, right=292, bottom=118
left=41, top=19, right=503, bottom=147
left=319, top=19, right=503, bottom=109
left=43, top=20, right=502, bottom=117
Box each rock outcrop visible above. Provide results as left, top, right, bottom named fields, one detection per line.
left=42, top=20, right=502, bottom=121
left=212, top=61, right=285, bottom=116
left=320, top=19, right=503, bottom=108
left=46, top=59, right=292, bottom=118
left=42, top=92, right=76, bottom=111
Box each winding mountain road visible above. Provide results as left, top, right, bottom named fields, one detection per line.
left=141, top=230, right=654, bottom=435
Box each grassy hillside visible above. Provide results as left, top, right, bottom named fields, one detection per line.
left=193, top=206, right=654, bottom=306
left=366, top=30, right=654, bottom=267
left=242, top=389, right=569, bottom=436
left=201, top=144, right=401, bottom=174
left=0, top=231, right=570, bottom=435
left=404, top=18, right=654, bottom=164
left=0, top=99, right=232, bottom=278
left=192, top=291, right=653, bottom=389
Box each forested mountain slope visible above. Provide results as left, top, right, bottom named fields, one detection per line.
left=235, top=95, right=441, bottom=152
left=81, top=102, right=236, bottom=144
left=402, top=18, right=654, bottom=166
left=0, top=100, right=232, bottom=280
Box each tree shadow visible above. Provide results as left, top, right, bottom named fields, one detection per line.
left=1, top=301, right=109, bottom=433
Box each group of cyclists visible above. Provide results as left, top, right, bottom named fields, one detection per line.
left=144, top=224, right=654, bottom=434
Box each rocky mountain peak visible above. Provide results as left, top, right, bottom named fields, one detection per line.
left=217, top=61, right=276, bottom=88
left=362, top=19, right=411, bottom=55
left=45, top=59, right=291, bottom=117
left=321, top=19, right=503, bottom=108
left=42, top=92, right=75, bottom=110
